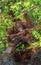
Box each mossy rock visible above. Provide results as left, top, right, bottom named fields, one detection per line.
left=31, top=48, right=41, bottom=65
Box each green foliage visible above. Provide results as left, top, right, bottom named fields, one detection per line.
left=31, top=30, right=41, bottom=47
left=31, top=30, right=40, bottom=39
left=15, top=44, right=25, bottom=53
